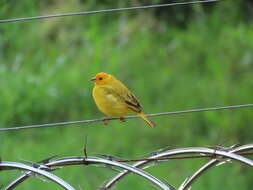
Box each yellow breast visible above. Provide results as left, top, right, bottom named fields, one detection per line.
left=92, top=85, right=129, bottom=117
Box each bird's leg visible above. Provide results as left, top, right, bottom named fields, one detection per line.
left=119, top=117, right=126, bottom=122
left=102, top=117, right=111, bottom=125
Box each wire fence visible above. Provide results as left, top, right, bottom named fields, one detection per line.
left=1, top=144, right=253, bottom=190
left=1, top=103, right=253, bottom=131
left=0, top=0, right=218, bottom=23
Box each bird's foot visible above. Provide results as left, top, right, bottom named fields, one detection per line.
left=102, top=117, right=111, bottom=125
left=119, top=117, right=126, bottom=123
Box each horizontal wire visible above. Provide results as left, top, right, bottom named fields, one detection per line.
left=0, top=103, right=252, bottom=131
left=0, top=0, right=218, bottom=23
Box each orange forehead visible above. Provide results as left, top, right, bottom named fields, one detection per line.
left=95, top=72, right=108, bottom=79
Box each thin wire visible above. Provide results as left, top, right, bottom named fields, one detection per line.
left=0, top=0, right=218, bottom=24
left=0, top=103, right=252, bottom=131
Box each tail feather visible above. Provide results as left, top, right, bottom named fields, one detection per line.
left=138, top=113, right=156, bottom=128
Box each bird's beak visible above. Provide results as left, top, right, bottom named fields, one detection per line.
left=90, top=77, right=96, bottom=82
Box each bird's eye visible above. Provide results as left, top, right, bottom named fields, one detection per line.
left=99, top=77, right=103, bottom=80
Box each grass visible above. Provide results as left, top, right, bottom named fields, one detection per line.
left=1, top=0, right=253, bottom=189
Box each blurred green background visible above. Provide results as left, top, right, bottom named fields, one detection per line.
left=1, top=0, right=253, bottom=189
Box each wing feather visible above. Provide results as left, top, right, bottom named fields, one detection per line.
left=100, top=84, right=143, bottom=113
left=125, top=93, right=142, bottom=113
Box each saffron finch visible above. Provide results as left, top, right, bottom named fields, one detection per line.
left=91, top=72, right=156, bottom=128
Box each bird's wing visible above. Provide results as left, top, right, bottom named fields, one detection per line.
left=101, top=85, right=143, bottom=113
left=124, top=93, right=142, bottom=113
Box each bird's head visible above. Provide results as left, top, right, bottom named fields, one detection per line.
left=91, top=72, right=112, bottom=85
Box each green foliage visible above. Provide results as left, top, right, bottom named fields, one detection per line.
left=1, top=1, right=253, bottom=189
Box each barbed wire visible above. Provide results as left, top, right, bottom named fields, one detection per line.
left=0, top=103, right=253, bottom=131
left=0, top=161, right=75, bottom=190
left=178, top=144, right=253, bottom=190
left=2, top=144, right=253, bottom=190
left=104, top=144, right=253, bottom=189
left=0, top=0, right=218, bottom=24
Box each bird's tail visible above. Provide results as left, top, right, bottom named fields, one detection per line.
left=137, top=112, right=156, bottom=128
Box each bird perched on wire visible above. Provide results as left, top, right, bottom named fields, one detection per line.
left=91, top=72, right=156, bottom=128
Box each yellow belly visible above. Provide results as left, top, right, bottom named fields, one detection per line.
left=92, top=86, right=130, bottom=117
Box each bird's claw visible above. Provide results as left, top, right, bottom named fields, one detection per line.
left=119, top=117, right=126, bottom=122
left=101, top=117, right=126, bottom=125
left=102, top=117, right=111, bottom=125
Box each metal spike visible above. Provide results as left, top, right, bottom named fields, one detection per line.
left=148, top=145, right=171, bottom=156
left=20, top=159, right=41, bottom=167
left=94, top=153, right=126, bottom=161
left=19, top=159, right=54, bottom=171
left=215, top=159, right=232, bottom=166
left=38, top=155, right=59, bottom=164
left=142, top=161, right=161, bottom=170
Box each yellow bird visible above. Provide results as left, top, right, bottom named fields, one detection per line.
left=91, top=72, right=156, bottom=128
